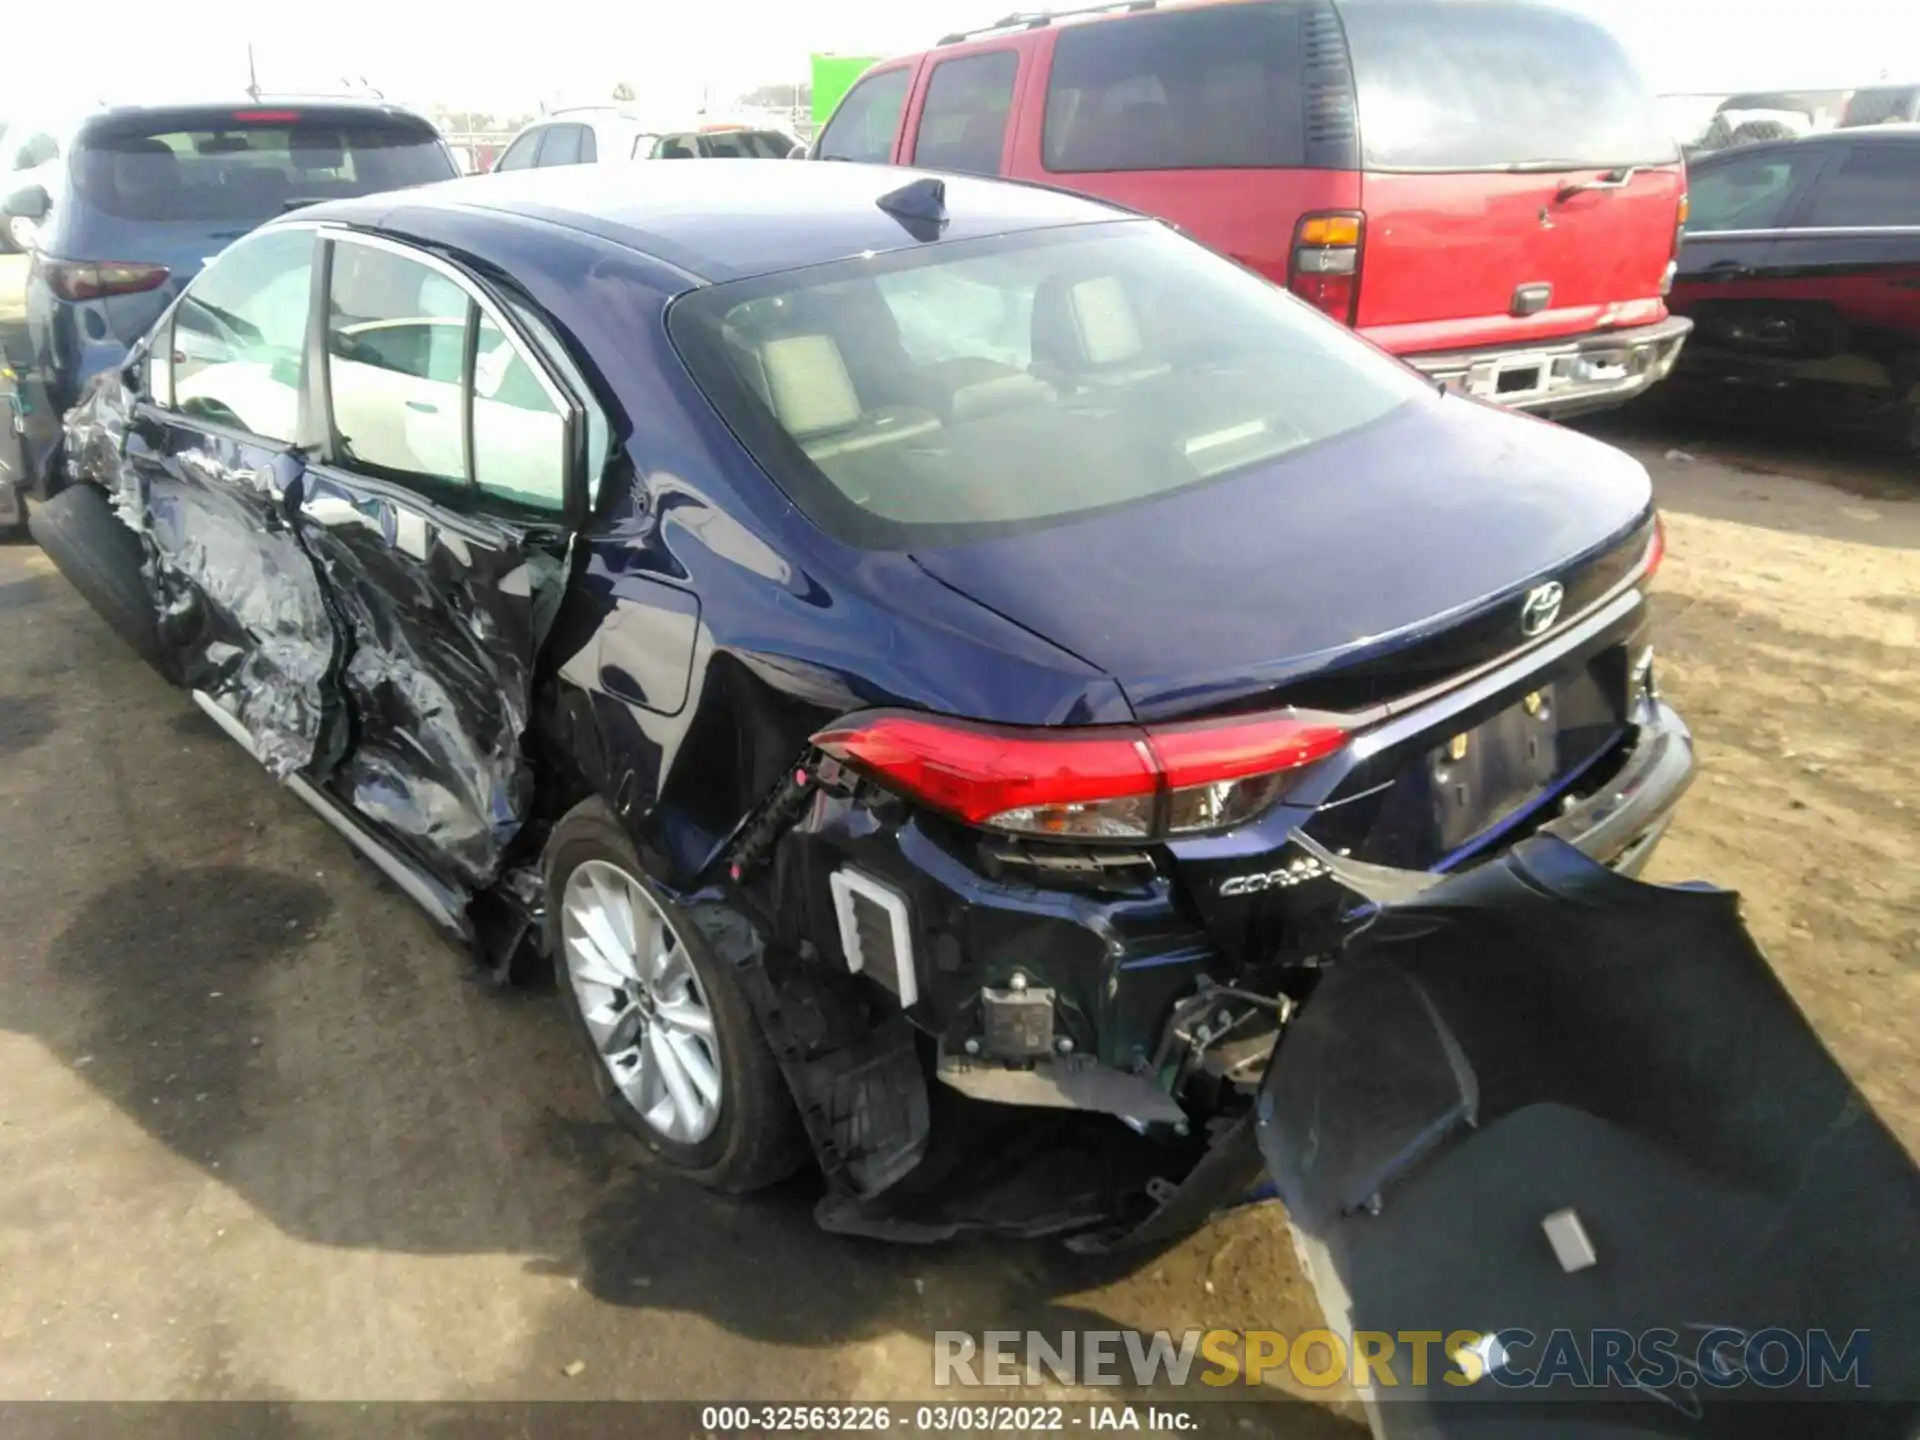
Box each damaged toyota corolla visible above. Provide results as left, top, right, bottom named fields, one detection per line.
left=41, top=162, right=1920, bottom=1426
left=42, top=160, right=1693, bottom=1218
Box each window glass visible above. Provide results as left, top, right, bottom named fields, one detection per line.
left=1339, top=1, right=1678, bottom=171
left=71, top=114, right=453, bottom=222
left=653, top=133, right=701, bottom=159
left=1044, top=4, right=1307, bottom=172
left=473, top=314, right=568, bottom=511
left=170, top=227, right=315, bottom=443
left=143, top=326, right=174, bottom=409
left=539, top=124, right=585, bottom=167
left=702, top=129, right=799, bottom=159
left=1802, top=145, right=1920, bottom=227
left=579, top=126, right=598, bottom=163
left=814, top=68, right=910, bottom=163
left=495, top=130, right=541, bottom=171
left=326, top=243, right=469, bottom=486
left=632, top=132, right=660, bottom=159
left=914, top=53, right=1017, bottom=174
left=669, top=222, right=1425, bottom=549
left=1686, top=150, right=1825, bottom=232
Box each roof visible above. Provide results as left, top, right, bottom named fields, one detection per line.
left=298, top=160, right=1136, bottom=284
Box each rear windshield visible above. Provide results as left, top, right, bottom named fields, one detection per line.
left=1043, top=2, right=1311, bottom=172
left=669, top=222, right=1425, bottom=549
left=700, top=130, right=799, bottom=158
left=1340, top=1, right=1678, bottom=172
left=71, top=112, right=455, bottom=222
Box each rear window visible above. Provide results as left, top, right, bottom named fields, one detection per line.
left=1043, top=2, right=1310, bottom=172
left=669, top=222, right=1424, bottom=549
left=701, top=130, right=799, bottom=158
left=1803, top=144, right=1920, bottom=228
left=1340, top=1, right=1678, bottom=172
left=71, top=111, right=455, bottom=222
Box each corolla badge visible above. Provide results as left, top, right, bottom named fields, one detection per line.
left=1520, top=581, right=1566, bottom=637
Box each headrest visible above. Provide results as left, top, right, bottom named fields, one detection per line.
left=1032, top=273, right=1146, bottom=371
left=759, top=334, right=861, bottom=438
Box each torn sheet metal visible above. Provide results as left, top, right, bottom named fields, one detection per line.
left=69, top=372, right=340, bottom=778
left=1257, top=835, right=1920, bottom=1434
left=293, top=471, right=558, bottom=887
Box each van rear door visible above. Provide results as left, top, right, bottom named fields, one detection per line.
left=1341, top=1, right=1685, bottom=356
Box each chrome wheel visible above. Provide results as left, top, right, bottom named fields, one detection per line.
left=560, top=860, right=722, bottom=1144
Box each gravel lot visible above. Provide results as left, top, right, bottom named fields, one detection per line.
left=0, top=253, right=1913, bottom=1410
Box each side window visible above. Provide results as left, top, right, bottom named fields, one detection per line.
left=579, top=125, right=598, bottom=163
left=1686, top=151, right=1827, bottom=233
left=632, top=132, right=661, bottom=159
left=541, top=124, right=585, bottom=167
left=912, top=52, right=1018, bottom=175
left=169, top=227, right=315, bottom=443
left=655, top=134, right=700, bottom=159
left=326, top=243, right=469, bottom=486
left=1801, top=145, right=1920, bottom=228
left=143, top=327, right=174, bottom=409
left=815, top=68, right=912, bottom=164
left=473, top=313, right=568, bottom=511
left=494, top=130, right=542, bottom=172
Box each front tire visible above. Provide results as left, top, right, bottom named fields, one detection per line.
left=28, top=483, right=179, bottom=682
left=543, top=800, right=806, bottom=1193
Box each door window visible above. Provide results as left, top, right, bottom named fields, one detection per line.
left=326, top=243, right=470, bottom=486
left=494, top=129, right=542, bottom=171
left=814, top=68, right=911, bottom=163
left=1800, top=144, right=1920, bottom=228
left=913, top=52, right=1018, bottom=175
left=538, top=124, right=588, bottom=167
left=169, top=226, right=316, bottom=443
left=1687, top=150, right=1826, bottom=233
left=473, top=313, right=569, bottom=510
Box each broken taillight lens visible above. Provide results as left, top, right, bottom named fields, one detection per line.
left=812, top=708, right=1350, bottom=840
left=35, top=258, right=170, bottom=303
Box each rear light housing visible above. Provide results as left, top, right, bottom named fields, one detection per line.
left=1288, top=211, right=1364, bottom=325
left=1663, top=192, right=1689, bottom=295
left=813, top=708, right=1351, bottom=841
left=34, top=258, right=170, bottom=303
left=1644, top=512, right=1666, bottom=582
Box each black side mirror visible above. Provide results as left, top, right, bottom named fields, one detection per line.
left=3, top=184, right=50, bottom=220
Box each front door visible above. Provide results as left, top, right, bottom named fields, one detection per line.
left=130, top=226, right=343, bottom=777
left=293, top=233, right=582, bottom=890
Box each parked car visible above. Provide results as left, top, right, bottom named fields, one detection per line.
left=491, top=108, right=802, bottom=169
left=4, top=99, right=458, bottom=504
left=0, top=113, right=76, bottom=253
left=1652, top=127, right=1920, bottom=447
left=809, top=0, right=1693, bottom=418
left=36, top=162, right=1693, bottom=1253
left=1841, top=83, right=1920, bottom=127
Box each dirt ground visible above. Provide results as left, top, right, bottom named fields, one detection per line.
left=0, top=253, right=1913, bottom=1414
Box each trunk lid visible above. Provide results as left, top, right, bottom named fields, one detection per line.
left=909, top=394, right=1653, bottom=722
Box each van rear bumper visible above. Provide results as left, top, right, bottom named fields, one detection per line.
left=1405, top=315, right=1693, bottom=418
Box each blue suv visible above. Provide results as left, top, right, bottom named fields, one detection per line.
left=4, top=99, right=455, bottom=506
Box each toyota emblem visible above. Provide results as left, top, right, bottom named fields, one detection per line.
left=1520, top=581, right=1565, bottom=637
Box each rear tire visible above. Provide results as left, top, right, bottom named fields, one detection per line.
left=543, top=799, right=807, bottom=1193
left=28, top=484, right=179, bottom=683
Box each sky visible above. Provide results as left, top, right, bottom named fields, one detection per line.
left=9, top=0, right=1920, bottom=121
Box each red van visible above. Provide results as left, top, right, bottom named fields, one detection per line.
left=810, top=0, right=1692, bottom=417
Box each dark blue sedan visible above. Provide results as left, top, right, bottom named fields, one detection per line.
left=41, top=160, right=1691, bottom=1221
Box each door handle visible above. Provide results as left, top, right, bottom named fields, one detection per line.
left=1703, top=260, right=1753, bottom=280
left=405, top=400, right=438, bottom=414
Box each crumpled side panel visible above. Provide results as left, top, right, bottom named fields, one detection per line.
left=295, top=473, right=541, bottom=887
left=63, top=371, right=138, bottom=515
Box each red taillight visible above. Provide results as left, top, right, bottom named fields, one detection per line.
left=36, top=259, right=170, bottom=302
left=1288, top=210, right=1364, bottom=325
left=813, top=708, right=1350, bottom=840
left=1645, top=512, right=1666, bottom=581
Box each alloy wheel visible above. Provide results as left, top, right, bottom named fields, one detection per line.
left=560, top=859, right=723, bottom=1144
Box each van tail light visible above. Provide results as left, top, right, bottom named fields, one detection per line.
left=1662, top=191, right=1689, bottom=295
left=1288, top=211, right=1364, bottom=325
left=812, top=709, right=1351, bottom=840
left=1644, top=512, right=1666, bottom=582
left=35, top=259, right=170, bottom=302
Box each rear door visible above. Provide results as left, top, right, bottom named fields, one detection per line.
left=1341, top=1, right=1686, bottom=353
left=127, top=224, right=343, bottom=776
left=294, top=230, right=590, bottom=889
left=1669, top=142, right=1843, bottom=366
left=903, top=46, right=1022, bottom=176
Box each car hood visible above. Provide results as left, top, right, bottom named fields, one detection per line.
left=909, top=394, right=1654, bottom=721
